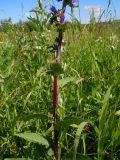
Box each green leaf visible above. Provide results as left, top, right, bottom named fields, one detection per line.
left=15, top=133, right=49, bottom=147
left=73, top=122, right=88, bottom=160
left=57, top=23, right=68, bottom=32
left=58, top=77, right=77, bottom=88
left=49, top=63, right=64, bottom=76
left=23, top=91, right=32, bottom=107
left=4, top=159, right=31, bottom=160
left=17, top=114, right=52, bottom=134
left=56, top=117, right=82, bottom=131
left=99, top=86, right=112, bottom=133
left=111, top=118, right=120, bottom=147
left=49, top=16, right=57, bottom=24
left=115, top=110, right=120, bottom=116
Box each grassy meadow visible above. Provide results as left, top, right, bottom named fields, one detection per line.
left=0, top=4, right=120, bottom=160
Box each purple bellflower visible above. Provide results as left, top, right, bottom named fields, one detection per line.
left=51, top=6, right=58, bottom=15
left=50, top=6, right=65, bottom=24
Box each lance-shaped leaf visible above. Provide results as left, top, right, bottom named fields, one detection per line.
left=15, top=133, right=49, bottom=148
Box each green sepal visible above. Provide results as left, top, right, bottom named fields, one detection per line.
left=49, top=16, right=57, bottom=24
left=48, top=63, right=64, bottom=76
left=57, top=23, right=67, bottom=32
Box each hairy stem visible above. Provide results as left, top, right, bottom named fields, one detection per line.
left=52, top=5, right=65, bottom=159
left=53, top=31, right=63, bottom=160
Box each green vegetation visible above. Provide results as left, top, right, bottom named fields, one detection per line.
left=0, top=2, right=120, bottom=160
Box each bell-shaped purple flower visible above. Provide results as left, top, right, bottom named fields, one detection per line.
left=51, top=6, right=58, bottom=15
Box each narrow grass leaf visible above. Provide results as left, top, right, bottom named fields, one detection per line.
left=99, top=86, right=112, bottom=133
left=73, top=122, right=88, bottom=160
left=23, top=92, right=32, bottom=107
left=111, top=118, right=120, bottom=147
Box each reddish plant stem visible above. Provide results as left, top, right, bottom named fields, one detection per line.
left=53, top=76, right=58, bottom=160
left=53, top=31, right=63, bottom=160
left=56, top=32, right=63, bottom=63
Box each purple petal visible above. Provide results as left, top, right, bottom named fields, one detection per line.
left=60, top=14, right=65, bottom=23
left=72, top=0, right=79, bottom=3
left=50, top=6, right=57, bottom=14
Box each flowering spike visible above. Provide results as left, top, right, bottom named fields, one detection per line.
left=50, top=0, right=79, bottom=159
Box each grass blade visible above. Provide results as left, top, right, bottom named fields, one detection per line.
left=73, top=122, right=88, bottom=160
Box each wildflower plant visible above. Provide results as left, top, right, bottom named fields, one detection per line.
left=1, top=0, right=120, bottom=159
left=49, top=0, right=79, bottom=159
